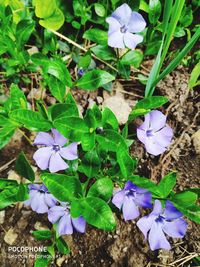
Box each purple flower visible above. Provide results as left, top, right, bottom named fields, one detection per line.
left=48, top=204, right=86, bottom=236
left=112, top=181, right=152, bottom=221
left=106, top=3, right=146, bottom=49
left=33, top=129, right=78, bottom=173
left=137, top=200, right=187, bottom=251
left=137, top=110, right=173, bottom=156
left=24, top=184, right=57, bottom=214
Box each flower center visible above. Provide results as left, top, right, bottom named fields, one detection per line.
left=146, top=129, right=154, bottom=137
left=120, top=25, right=128, bottom=33
left=125, top=189, right=136, bottom=198
left=155, top=215, right=165, bottom=223
left=52, top=144, right=60, bottom=152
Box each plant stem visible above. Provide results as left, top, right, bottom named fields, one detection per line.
left=18, top=128, right=32, bottom=145
left=50, top=30, right=118, bottom=72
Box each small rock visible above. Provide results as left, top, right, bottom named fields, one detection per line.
left=34, top=221, right=49, bottom=231
left=102, top=95, right=131, bottom=125
left=27, top=88, right=46, bottom=101
left=4, top=228, right=18, bottom=245
left=7, top=170, right=21, bottom=183
left=96, top=96, right=103, bottom=104
left=192, top=130, right=200, bottom=154
left=56, top=256, right=66, bottom=267
left=27, top=46, right=39, bottom=55
left=0, top=210, right=5, bottom=224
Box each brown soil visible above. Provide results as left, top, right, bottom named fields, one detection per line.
left=0, top=68, right=200, bottom=267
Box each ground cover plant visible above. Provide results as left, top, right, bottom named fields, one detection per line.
left=0, top=0, right=200, bottom=266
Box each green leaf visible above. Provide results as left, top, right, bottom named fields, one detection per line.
left=15, top=152, right=35, bottom=182
left=120, top=50, right=143, bottom=68
left=34, top=252, right=52, bottom=267
left=81, top=132, right=95, bottom=151
left=189, top=61, right=200, bottom=89
left=171, top=202, right=200, bottom=224
left=0, top=125, right=16, bottom=149
left=76, top=70, right=115, bottom=90
left=157, top=172, right=177, bottom=198
left=102, top=108, right=118, bottom=130
left=0, top=179, right=18, bottom=190
left=32, top=230, right=52, bottom=240
left=44, top=60, right=72, bottom=87
left=117, top=146, right=136, bottom=178
left=91, top=45, right=115, bottom=61
left=56, top=237, right=70, bottom=254
left=87, top=178, right=113, bottom=202
left=149, top=0, right=162, bottom=25
left=54, top=116, right=89, bottom=142
left=10, top=109, right=52, bottom=131
left=34, top=0, right=64, bottom=30
left=170, top=191, right=198, bottom=207
left=49, top=103, right=79, bottom=121
left=16, top=19, right=35, bottom=46
left=47, top=77, right=66, bottom=103
left=96, top=129, right=127, bottom=152
left=10, top=84, right=27, bottom=110
left=79, top=150, right=101, bottom=178
left=41, top=173, right=82, bottom=202
left=78, top=197, right=116, bottom=231
left=94, top=3, right=106, bottom=17
left=83, top=28, right=108, bottom=45
left=130, top=175, right=159, bottom=196
left=0, top=184, right=28, bottom=209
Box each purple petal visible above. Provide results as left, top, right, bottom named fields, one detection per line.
left=112, top=190, right=125, bottom=209
left=139, top=113, right=151, bottom=130
left=48, top=206, right=66, bottom=224
left=28, top=184, right=41, bottom=191
left=137, top=214, right=156, bottom=239
left=108, top=31, right=125, bottom=48
left=33, top=132, right=54, bottom=146
left=148, top=221, right=171, bottom=250
left=144, top=137, right=166, bottom=156
left=72, top=216, right=86, bottom=233
left=49, top=153, right=69, bottom=173
left=44, top=193, right=57, bottom=207
left=111, top=3, right=132, bottom=26
left=33, top=147, right=52, bottom=170
left=59, top=143, right=78, bottom=160
left=122, top=196, right=140, bottom=221
left=58, top=214, right=73, bottom=236
left=124, top=180, right=136, bottom=191
left=127, top=11, right=146, bottom=33
left=164, top=201, right=183, bottom=220
left=135, top=192, right=152, bottom=208
left=154, top=125, right=173, bottom=147
left=124, top=32, right=143, bottom=49
left=137, top=128, right=147, bottom=144
left=51, top=128, right=68, bottom=147
left=31, top=193, right=49, bottom=213
left=106, top=16, right=121, bottom=35
left=151, top=200, right=163, bottom=216
left=149, top=110, right=167, bottom=131
left=162, top=218, right=187, bottom=238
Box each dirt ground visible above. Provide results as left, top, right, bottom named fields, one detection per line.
left=0, top=67, right=200, bottom=267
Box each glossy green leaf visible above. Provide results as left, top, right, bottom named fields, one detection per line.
left=120, top=50, right=143, bottom=68
left=41, top=173, right=82, bottom=202
left=149, top=0, right=161, bottom=25
left=56, top=237, right=70, bottom=255
left=157, top=172, right=177, bottom=198
left=88, top=178, right=113, bottom=202
left=10, top=109, right=52, bottom=131
left=117, top=146, right=136, bottom=178
left=189, top=61, right=200, bottom=89
left=79, top=150, right=101, bottom=178
left=76, top=70, right=115, bottom=90
left=83, top=28, right=108, bottom=45
left=15, top=152, right=35, bottom=182
left=32, top=230, right=53, bottom=241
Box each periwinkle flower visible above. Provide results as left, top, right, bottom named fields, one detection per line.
left=137, top=200, right=187, bottom=250
left=106, top=3, right=146, bottom=49
left=48, top=204, right=86, bottom=236
left=24, top=184, right=57, bottom=214
left=137, top=110, right=173, bottom=156
left=33, top=129, right=78, bottom=173
left=112, top=181, right=152, bottom=221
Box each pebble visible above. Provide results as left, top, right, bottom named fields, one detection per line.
left=0, top=210, right=5, bottom=224
left=192, top=130, right=200, bottom=154
left=34, top=221, right=49, bottom=231
left=4, top=228, right=18, bottom=245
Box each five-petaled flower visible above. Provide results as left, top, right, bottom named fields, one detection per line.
left=137, top=110, right=173, bottom=156
left=48, top=204, right=86, bottom=236
left=106, top=3, right=146, bottom=49
left=137, top=200, right=187, bottom=250
left=112, top=181, right=152, bottom=221
left=33, top=129, right=78, bottom=173
left=24, top=184, right=57, bottom=214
